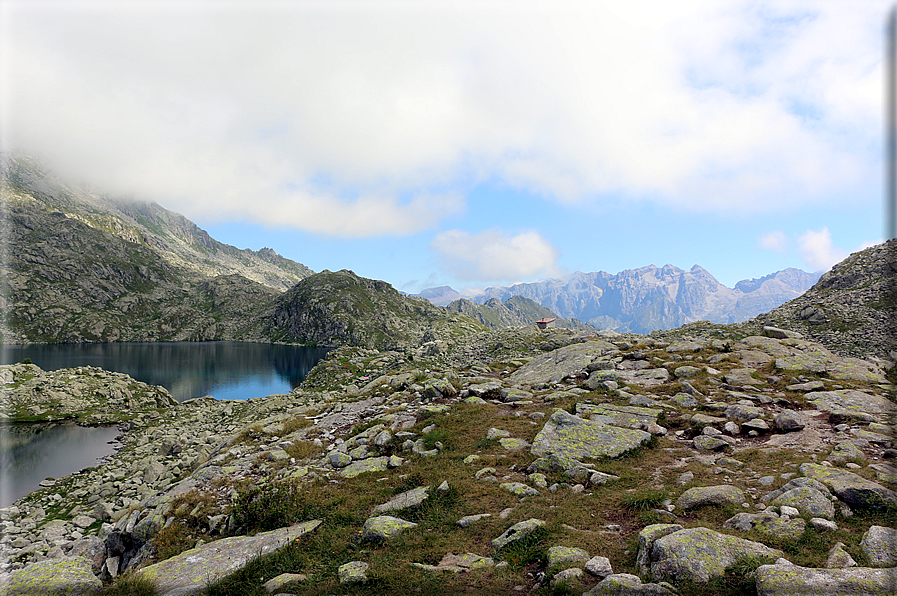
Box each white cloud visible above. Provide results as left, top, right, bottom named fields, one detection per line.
left=431, top=229, right=560, bottom=282
left=0, top=1, right=888, bottom=234
left=758, top=230, right=788, bottom=252
left=797, top=227, right=848, bottom=271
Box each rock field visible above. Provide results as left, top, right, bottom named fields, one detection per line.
left=1, top=324, right=895, bottom=595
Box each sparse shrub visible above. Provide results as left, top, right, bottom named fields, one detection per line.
left=101, top=572, right=158, bottom=596
left=231, top=481, right=327, bottom=532
left=495, top=526, right=549, bottom=570
left=621, top=488, right=666, bottom=513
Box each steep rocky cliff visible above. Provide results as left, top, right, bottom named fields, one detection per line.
left=269, top=270, right=486, bottom=349
left=474, top=265, right=820, bottom=333
left=1, top=155, right=312, bottom=291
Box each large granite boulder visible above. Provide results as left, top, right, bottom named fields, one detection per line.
left=771, top=486, right=835, bottom=520
left=676, top=485, right=745, bottom=510
left=799, top=463, right=897, bottom=510
left=646, top=527, right=784, bottom=583
left=509, top=340, right=616, bottom=387
left=755, top=559, right=897, bottom=595
left=531, top=410, right=652, bottom=467
left=807, top=390, right=897, bottom=424
left=138, top=520, right=320, bottom=596
left=861, top=525, right=897, bottom=567
left=1, top=556, right=103, bottom=596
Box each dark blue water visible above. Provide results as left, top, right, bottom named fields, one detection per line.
left=0, top=342, right=330, bottom=507
left=1, top=341, right=330, bottom=401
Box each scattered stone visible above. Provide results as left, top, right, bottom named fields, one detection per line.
left=809, top=518, right=838, bottom=531
left=500, top=482, right=540, bottom=497
left=338, top=561, right=369, bottom=584
left=456, top=513, right=491, bottom=528
left=412, top=552, right=494, bottom=573
left=860, top=525, right=897, bottom=567
left=582, top=573, right=676, bottom=595
left=585, top=556, right=614, bottom=578
left=547, top=546, right=590, bottom=570
left=676, top=485, right=746, bottom=511
left=361, top=516, right=417, bottom=541
left=373, top=486, right=429, bottom=514
left=826, top=542, right=857, bottom=569
left=263, top=573, right=307, bottom=593
left=771, top=486, right=835, bottom=520
left=340, top=455, right=391, bottom=478
left=491, top=518, right=545, bottom=550
left=774, top=410, right=804, bottom=432
left=800, top=463, right=897, bottom=510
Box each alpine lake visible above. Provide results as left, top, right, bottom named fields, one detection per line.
left=1, top=342, right=330, bottom=507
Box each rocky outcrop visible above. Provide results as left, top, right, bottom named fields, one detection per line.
left=755, top=559, right=897, bottom=595
left=444, top=296, right=594, bottom=331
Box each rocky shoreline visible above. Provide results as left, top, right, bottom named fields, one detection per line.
left=2, top=325, right=896, bottom=595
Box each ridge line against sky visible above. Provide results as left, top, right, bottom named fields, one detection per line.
left=0, top=0, right=888, bottom=292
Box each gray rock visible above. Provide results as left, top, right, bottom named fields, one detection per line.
left=860, top=525, right=897, bottom=567
left=338, top=561, right=369, bottom=584
left=361, top=516, right=417, bottom=541
left=743, top=418, right=770, bottom=432
left=373, top=486, right=429, bottom=514
left=509, top=341, right=616, bottom=386
left=328, top=451, right=352, bottom=468
left=615, top=368, right=671, bottom=388
left=262, top=573, right=307, bottom=593
left=723, top=512, right=806, bottom=540
left=576, top=403, right=661, bottom=429
left=551, top=567, right=584, bottom=586
left=585, top=555, right=614, bottom=578
left=693, top=436, right=731, bottom=451
left=828, top=441, right=866, bottom=465
left=547, top=546, right=590, bottom=570
left=500, top=388, right=532, bottom=403
left=771, top=486, right=835, bottom=520
left=582, top=573, right=676, bottom=595
left=340, top=455, right=391, bottom=478
left=826, top=542, right=857, bottom=569
left=799, top=463, right=897, bottom=510
left=138, top=520, right=321, bottom=596
left=673, top=366, right=701, bottom=379
left=648, top=527, right=784, bottom=583
left=530, top=410, right=652, bottom=467
left=2, top=556, right=103, bottom=596
left=456, top=513, right=491, bottom=527
left=808, top=390, right=897, bottom=424
left=500, top=482, right=540, bottom=497
left=636, top=524, right=683, bottom=577
left=676, top=485, right=745, bottom=510
left=774, top=410, right=805, bottom=432
left=725, top=403, right=763, bottom=421
left=755, top=560, right=897, bottom=596
left=491, top=518, right=545, bottom=550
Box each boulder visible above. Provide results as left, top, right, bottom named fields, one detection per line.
left=585, top=555, right=614, bottom=578
left=808, top=390, right=897, bottom=424
left=636, top=524, right=682, bottom=577
left=509, top=340, right=616, bottom=386
left=799, top=463, right=897, bottom=510
left=860, top=525, right=897, bottom=567
left=676, top=486, right=745, bottom=511
left=582, top=573, right=676, bottom=596
left=2, top=556, right=103, bottom=596
left=723, top=512, right=806, bottom=540
left=138, top=520, right=321, bottom=596
left=491, top=518, right=545, bottom=550
left=372, top=486, right=429, bottom=514
left=615, top=368, right=671, bottom=388
left=771, top=486, right=835, bottom=520
left=828, top=441, right=866, bottom=465
left=826, top=542, right=857, bottom=569
left=755, top=560, right=897, bottom=595
left=575, top=403, right=661, bottom=429
left=361, top=516, right=417, bottom=541
left=546, top=546, right=590, bottom=570
left=500, top=482, right=540, bottom=497
left=648, top=527, right=784, bottom=583
left=340, top=455, right=391, bottom=478
left=774, top=410, right=805, bottom=432
left=531, top=410, right=652, bottom=467
left=338, top=561, right=369, bottom=584
left=412, top=552, right=494, bottom=573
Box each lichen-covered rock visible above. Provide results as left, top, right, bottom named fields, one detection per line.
left=693, top=435, right=731, bottom=451
left=807, top=390, right=897, bottom=424
left=582, top=573, right=676, bottom=595
left=723, top=512, right=806, bottom=540
left=755, top=559, right=897, bottom=595
left=491, top=518, right=545, bottom=550
left=636, top=524, right=683, bottom=577
left=361, top=516, right=417, bottom=541
left=585, top=555, right=614, bottom=578
left=576, top=403, right=661, bottom=429
left=799, top=463, right=897, bottom=510
left=138, top=520, right=321, bottom=596
left=771, top=486, right=835, bottom=520
left=648, top=527, right=784, bottom=583
left=2, top=556, right=103, bottom=596
left=828, top=441, right=866, bottom=465
left=340, top=455, right=391, bottom=478
left=500, top=482, right=540, bottom=497
left=372, top=486, right=429, bottom=514
left=676, top=485, right=745, bottom=510
left=860, top=525, right=897, bottom=567
left=338, top=561, right=369, bottom=584
left=825, top=542, right=857, bottom=569
left=546, top=546, right=590, bottom=570
left=508, top=340, right=617, bottom=387
left=531, top=410, right=652, bottom=467
left=412, top=552, right=494, bottom=573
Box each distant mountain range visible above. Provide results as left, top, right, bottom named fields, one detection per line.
left=416, top=265, right=821, bottom=334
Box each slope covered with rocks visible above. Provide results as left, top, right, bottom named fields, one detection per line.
left=445, top=296, right=595, bottom=332
left=3, top=321, right=895, bottom=595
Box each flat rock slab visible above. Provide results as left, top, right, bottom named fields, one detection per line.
left=649, top=527, right=784, bottom=583
left=138, top=520, right=321, bottom=596
left=755, top=561, right=897, bottom=596
left=615, top=368, right=671, bottom=387
left=491, top=518, right=545, bottom=550
left=412, top=552, right=494, bottom=573
left=531, top=410, right=652, bottom=467
left=340, top=455, right=390, bottom=478
left=362, top=515, right=417, bottom=541
left=576, top=403, right=661, bottom=429
left=800, top=463, right=897, bottom=510
left=509, top=341, right=616, bottom=387
left=2, top=556, right=102, bottom=596
left=373, top=486, right=429, bottom=514
left=807, top=390, right=897, bottom=423
left=676, top=485, right=745, bottom=510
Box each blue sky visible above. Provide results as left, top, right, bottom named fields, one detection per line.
left=2, top=0, right=889, bottom=293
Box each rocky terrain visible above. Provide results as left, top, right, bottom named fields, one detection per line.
left=1, top=155, right=312, bottom=291
left=445, top=296, right=594, bottom=332
left=471, top=266, right=821, bottom=334
left=2, top=320, right=895, bottom=595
